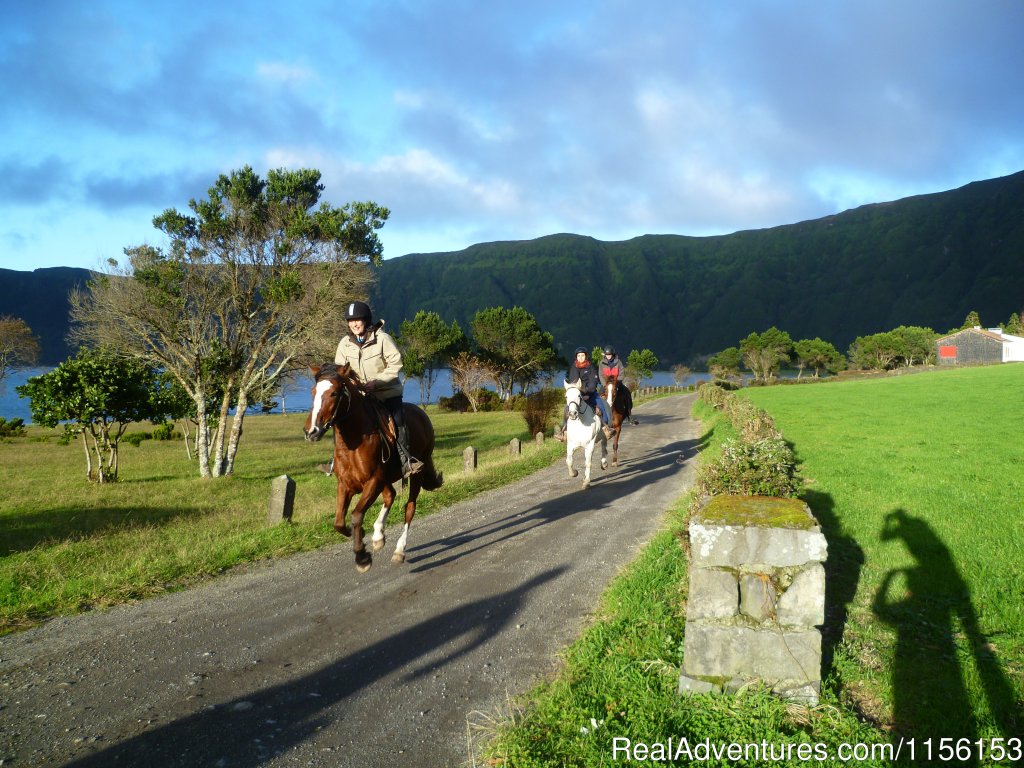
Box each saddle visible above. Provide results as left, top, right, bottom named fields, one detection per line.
left=364, top=395, right=398, bottom=443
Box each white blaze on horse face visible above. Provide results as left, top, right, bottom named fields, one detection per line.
left=311, top=379, right=333, bottom=429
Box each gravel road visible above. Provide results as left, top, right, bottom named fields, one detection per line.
left=1, top=393, right=699, bottom=767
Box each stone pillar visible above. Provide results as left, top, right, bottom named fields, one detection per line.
left=463, top=446, right=477, bottom=472
left=509, top=438, right=521, bottom=456
left=267, top=474, right=295, bottom=525
left=535, top=431, right=544, bottom=445
left=679, top=494, right=827, bottom=704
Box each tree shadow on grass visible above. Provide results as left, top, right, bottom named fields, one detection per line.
left=0, top=505, right=209, bottom=556
left=872, top=508, right=1020, bottom=762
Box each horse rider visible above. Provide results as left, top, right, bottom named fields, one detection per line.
left=556, top=346, right=616, bottom=442
left=599, top=345, right=639, bottom=425
left=321, top=300, right=423, bottom=478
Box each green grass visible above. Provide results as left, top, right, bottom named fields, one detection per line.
left=484, top=366, right=1024, bottom=766
left=0, top=407, right=563, bottom=634
left=742, top=364, right=1024, bottom=745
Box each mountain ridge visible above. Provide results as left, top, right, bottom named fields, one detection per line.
left=3, top=170, right=1022, bottom=364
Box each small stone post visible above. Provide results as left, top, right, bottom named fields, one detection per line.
left=535, top=431, right=544, bottom=445
left=509, top=437, right=521, bottom=456
left=463, top=446, right=478, bottom=472
left=267, top=474, right=295, bottom=525
left=679, top=494, right=827, bottom=704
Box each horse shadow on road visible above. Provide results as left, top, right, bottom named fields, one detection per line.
left=405, top=434, right=701, bottom=574
left=61, top=568, right=566, bottom=768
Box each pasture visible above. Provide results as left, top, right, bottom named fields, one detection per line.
left=0, top=408, right=563, bottom=635
left=485, top=364, right=1023, bottom=766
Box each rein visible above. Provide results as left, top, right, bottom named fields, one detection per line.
left=319, top=371, right=395, bottom=465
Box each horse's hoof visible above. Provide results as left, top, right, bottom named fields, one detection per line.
left=391, top=551, right=406, bottom=565
left=582, top=481, right=590, bottom=489
left=601, top=459, right=608, bottom=470
left=355, top=551, right=372, bottom=573
left=336, top=525, right=352, bottom=537
left=570, top=469, right=579, bottom=478
left=372, top=537, right=386, bottom=552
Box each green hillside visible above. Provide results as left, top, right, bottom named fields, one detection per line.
left=371, top=170, right=1024, bottom=364
left=3, top=170, right=1023, bottom=365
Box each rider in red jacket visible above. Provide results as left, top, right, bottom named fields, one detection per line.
left=599, top=346, right=639, bottom=425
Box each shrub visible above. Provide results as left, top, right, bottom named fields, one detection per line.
left=123, top=432, right=152, bottom=447
left=151, top=422, right=175, bottom=441
left=522, top=389, right=562, bottom=435
left=696, top=437, right=799, bottom=499
left=438, top=391, right=471, bottom=412
left=0, top=416, right=27, bottom=437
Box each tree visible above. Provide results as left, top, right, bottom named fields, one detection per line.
left=739, top=327, right=793, bottom=382
left=707, top=347, right=742, bottom=381
left=0, top=315, right=41, bottom=386
left=471, top=306, right=557, bottom=398
left=848, top=332, right=901, bottom=370
left=624, top=348, right=659, bottom=389
left=890, top=325, right=937, bottom=367
left=70, top=166, right=388, bottom=478
left=670, top=363, right=691, bottom=386
left=1003, top=313, right=1023, bottom=336
left=447, top=351, right=493, bottom=412
left=399, top=312, right=466, bottom=405
left=793, top=338, right=845, bottom=378
left=960, top=310, right=981, bottom=330
left=17, top=349, right=171, bottom=482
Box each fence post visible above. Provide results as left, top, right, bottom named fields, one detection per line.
left=535, top=431, right=544, bottom=445
left=463, top=446, right=478, bottom=472
left=509, top=438, right=521, bottom=456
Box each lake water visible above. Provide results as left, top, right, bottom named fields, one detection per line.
left=1, top=368, right=709, bottom=425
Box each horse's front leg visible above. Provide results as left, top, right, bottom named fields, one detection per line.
left=392, top=481, right=421, bottom=565
left=334, top=484, right=353, bottom=537
left=371, top=484, right=397, bottom=552
left=566, top=443, right=578, bottom=478
left=604, top=429, right=612, bottom=470
left=351, top=479, right=384, bottom=573
left=582, top=438, right=596, bottom=488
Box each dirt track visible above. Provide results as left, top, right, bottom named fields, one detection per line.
left=0, top=394, right=699, bottom=767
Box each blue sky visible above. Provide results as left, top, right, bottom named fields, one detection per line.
left=1, top=0, right=1022, bottom=272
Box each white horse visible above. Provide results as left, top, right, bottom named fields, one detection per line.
left=563, top=381, right=608, bottom=488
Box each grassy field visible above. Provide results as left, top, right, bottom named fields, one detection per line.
left=0, top=407, right=563, bottom=634
left=485, top=365, right=1023, bottom=766
left=743, top=364, right=1024, bottom=745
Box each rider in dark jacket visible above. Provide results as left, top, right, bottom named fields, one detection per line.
left=557, top=347, right=615, bottom=441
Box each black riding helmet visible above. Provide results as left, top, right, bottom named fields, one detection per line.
left=603, top=345, right=616, bottom=356
left=345, top=300, right=372, bottom=323
left=573, top=346, right=589, bottom=357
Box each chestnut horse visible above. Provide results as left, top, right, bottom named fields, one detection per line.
left=303, top=363, right=443, bottom=572
left=604, top=375, right=628, bottom=466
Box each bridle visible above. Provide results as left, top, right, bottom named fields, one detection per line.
left=317, top=372, right=354, bottom=429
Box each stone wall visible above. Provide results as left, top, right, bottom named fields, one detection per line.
left=678, top=494, right=827, bottom=704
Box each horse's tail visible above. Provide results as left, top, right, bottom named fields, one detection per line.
left=421, top=462, right=444, bottom=491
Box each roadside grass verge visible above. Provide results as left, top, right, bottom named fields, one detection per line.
left=742, top=364, right=1024, bottom=743
left=0, top=408, right=563, bottom=634
left=482, top=495, right=889, bottom=767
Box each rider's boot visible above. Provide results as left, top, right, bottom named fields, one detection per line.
left=317, top=458, right=335, bottom=475
left=601, top=416, right=614, bottom=441
left=396, top=424, right=424, bottom=478
left=555, top=420, right=567, bottom=442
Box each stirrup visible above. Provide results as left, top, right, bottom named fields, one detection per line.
left=402, top=456, right=424, bottom=477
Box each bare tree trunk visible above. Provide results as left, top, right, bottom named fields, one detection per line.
left=210, top=385, right=233, bottom=477
left=81, top=431, right=92, bottom=481
left=223, top=390, right=249, bottom=476
left=194, top=394, right=213, bottom=479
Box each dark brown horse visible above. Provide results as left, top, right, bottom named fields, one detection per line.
left=303, top=363, right=443, bottom=572
left=603, top=375, right=628, bottom=466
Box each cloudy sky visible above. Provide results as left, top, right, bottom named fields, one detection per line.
left=1, top=0, right=1021, bottom=272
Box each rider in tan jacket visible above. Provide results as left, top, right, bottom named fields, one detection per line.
left=331, top=300, right=422, bottom=477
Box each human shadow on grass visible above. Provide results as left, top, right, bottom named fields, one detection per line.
left=405, top=435, right=699, bottom=573
left=61, top=567, right=565, bottom=768
left=872, top=508, right=1020, bottom=763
